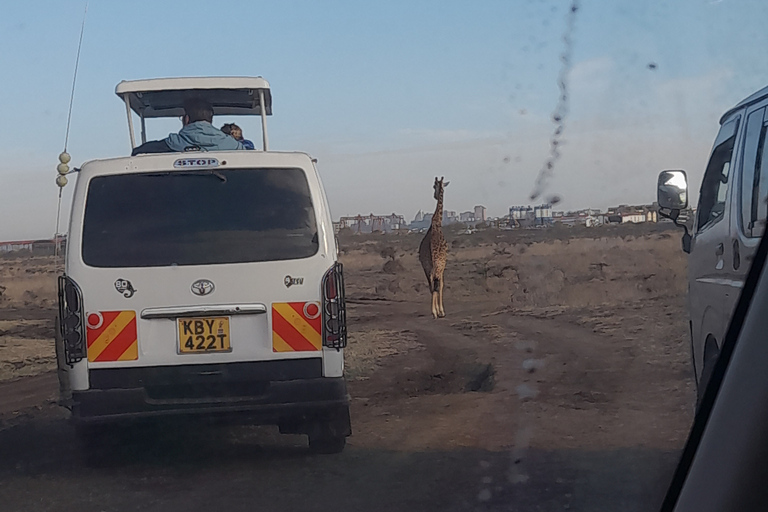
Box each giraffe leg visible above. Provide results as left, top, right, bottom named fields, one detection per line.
left=430, top=275, right=439, bottom=319
left=438, top=276, right=445, bottom=317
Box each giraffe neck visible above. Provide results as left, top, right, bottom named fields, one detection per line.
left=432, top=191, right=443, bottom=228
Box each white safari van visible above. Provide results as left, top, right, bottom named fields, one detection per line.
left=55, top=77, right=351, bottom=453
left=657, top=84, right=768, bottom=404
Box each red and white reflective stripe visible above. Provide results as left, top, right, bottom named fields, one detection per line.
left=86, top=311, right=139, bottom=362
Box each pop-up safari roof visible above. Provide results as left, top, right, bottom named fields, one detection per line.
left=115, top=76, right=272, bottom=150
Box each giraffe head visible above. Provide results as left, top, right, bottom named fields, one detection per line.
left=433, top=176, right=450, bottom=200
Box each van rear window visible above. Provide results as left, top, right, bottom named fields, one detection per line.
left=82, top=168, right=318, bottom=267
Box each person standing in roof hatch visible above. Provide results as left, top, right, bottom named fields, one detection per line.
left=221, top=123, right=255, bottom=150
left=131, top=98, right=245, bottom=155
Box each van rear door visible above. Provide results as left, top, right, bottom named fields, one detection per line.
left=75, top=166, right=331, bottom=371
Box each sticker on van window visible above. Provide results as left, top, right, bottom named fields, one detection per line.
left=173, top=157, right=219, bottom=168
left=284, top=275, right=304, bottom=288
left=114, top=278, right=137, bottom=298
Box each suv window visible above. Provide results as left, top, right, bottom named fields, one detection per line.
left=740, top=107, right=767, bottom=237
left=697, top=117, right=740, bottom=232
left=82, top=168, right=319, bottom=267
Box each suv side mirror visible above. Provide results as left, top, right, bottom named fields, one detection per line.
left=658, top=170, right=688, bottom=210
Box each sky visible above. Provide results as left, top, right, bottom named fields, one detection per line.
left=0, top=0, right=767, bottom=240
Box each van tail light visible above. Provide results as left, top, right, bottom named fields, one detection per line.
left=321, top=262, right=347, bottom=349
left=57, top=275, right=87, bottom=364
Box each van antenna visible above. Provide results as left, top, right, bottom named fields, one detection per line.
left=54, top=3, right=88, bottom=270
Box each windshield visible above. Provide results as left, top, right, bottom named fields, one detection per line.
left=81, top=168, right=318, bottom=267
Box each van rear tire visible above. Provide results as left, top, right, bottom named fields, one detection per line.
left=305, top=406, right=351, bottom=454
left=697, top=336, right=720, bottom=407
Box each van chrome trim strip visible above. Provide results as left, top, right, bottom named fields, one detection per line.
left=140, top=304, right=267, bottom=319
left=695, top=278, right=744, bottom=289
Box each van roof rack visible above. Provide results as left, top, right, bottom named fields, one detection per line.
left=115, top=76, right=272, bottom=150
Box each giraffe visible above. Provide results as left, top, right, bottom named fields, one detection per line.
left=419, top=177, right=449, bottom=319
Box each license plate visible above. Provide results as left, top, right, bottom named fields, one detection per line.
left=178, top=317, right=231, bottom=353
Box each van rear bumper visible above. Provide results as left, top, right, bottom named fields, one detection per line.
left=70, top=360, right=349, bottom=427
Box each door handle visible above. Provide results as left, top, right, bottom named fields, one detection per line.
left=715, top=243, right=724, bottom=270
left=733, top=239, right=741, bottom=270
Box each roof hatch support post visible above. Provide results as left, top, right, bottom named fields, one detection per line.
left=259, top=89, right=269, bottom=151
left=140, top=112, right=147, bottom=144
left=123, top=94, right=136, bottom=149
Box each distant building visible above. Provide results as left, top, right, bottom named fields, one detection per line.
left=534, top=204, right=553, bottom=225
left=509, top=206, right=533, bottom=220
left=474, top=205, right=487, bottom=222
left=409, top=211, right=433, bottom=230
left=602, top=204, right=660, bottom=225
left=0, top=240, right=34, bottom=253
left=621, top=213, right=646, bottom=224
left=510, top=204, right=552, bottom=226
left=508, top=206, right=535, bottom=227
left=0, top=236, right=64, bottom=255
left=338, top=213, right=407, bottom=234
left=459, top=211, right=474, bottom=222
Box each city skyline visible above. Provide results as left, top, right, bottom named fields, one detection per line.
left=341, top=199, right=661, bottom=223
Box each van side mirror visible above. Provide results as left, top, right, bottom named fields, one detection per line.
left=657, top=170, right=688, bottom=210
left=657, top=170, right=691, bottom=253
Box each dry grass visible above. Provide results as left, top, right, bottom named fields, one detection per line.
left=339, top=230, right=687, bottom=309
left=338, top=227, right=688, bottom=382
left=0, top=336, right=56, bottom=381
left=0, top=258, right=59, bottom=380
left=0, top=258, right=57, bottom=309
left=0, top=226, right=688, bottom=383
left=344, top=329, right=422, bottom=380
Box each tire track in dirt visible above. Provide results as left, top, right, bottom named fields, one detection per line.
left=0, top=372, right=59, bottom=430
left=487, top=308, right=693, bottom=451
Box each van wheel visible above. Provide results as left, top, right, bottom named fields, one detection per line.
left=308, top=433, right=347, bottom=454
left=307, top=407, right=351, bottom=454
left=697, top=336, right=720, bottom=407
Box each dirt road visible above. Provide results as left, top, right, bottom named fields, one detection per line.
left=0, top=295, right=693, bottom=512
left=0, top=231, right=695, bottom=510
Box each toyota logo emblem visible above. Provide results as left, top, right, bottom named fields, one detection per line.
left=191, top=279, right=215, bottom=296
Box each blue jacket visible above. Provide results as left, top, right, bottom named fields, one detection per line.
left=166, top=121, right=245, bottom=152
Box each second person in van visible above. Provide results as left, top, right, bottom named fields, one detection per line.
left=132, top=98, right=246, bottom=155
